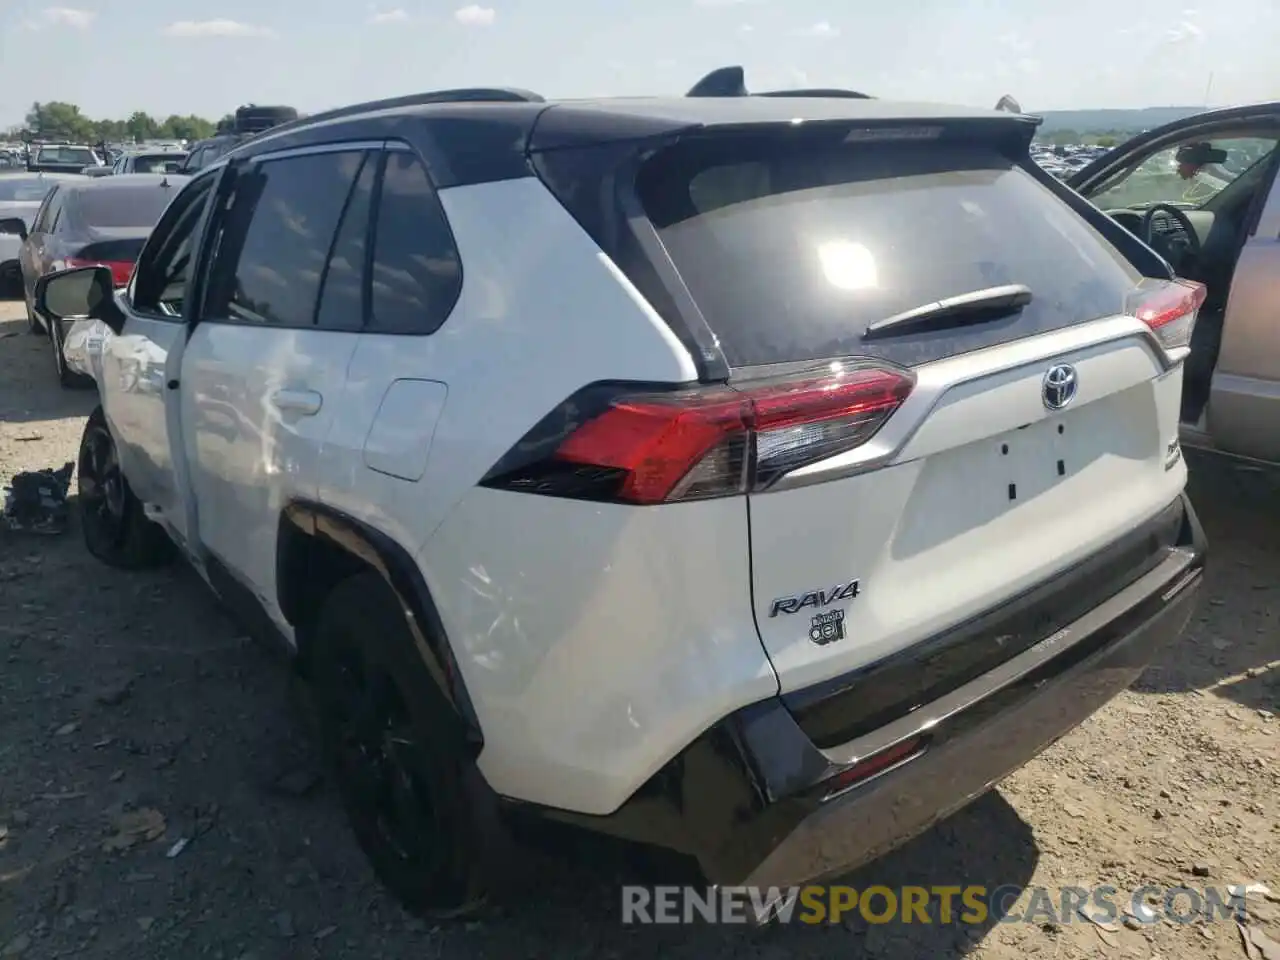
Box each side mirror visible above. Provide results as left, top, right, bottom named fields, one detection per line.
left=35, top=265, right=127, bottom=336
left=0, top=217, right=28, bottom=240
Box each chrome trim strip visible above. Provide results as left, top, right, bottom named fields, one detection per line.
left=819, top=546, right=1200, bottom=768
left=249, top=140, right=389, bottom=164
left=768, top=314, right=1180, bottom=493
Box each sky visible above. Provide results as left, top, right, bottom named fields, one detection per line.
left=1, top=0, right=1277, bottom=128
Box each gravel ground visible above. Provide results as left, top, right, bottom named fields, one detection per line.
left=1, top=297, right=1277, bottom=960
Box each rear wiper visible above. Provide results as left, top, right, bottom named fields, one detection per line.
left=863, top=284, right=1033, bottom=339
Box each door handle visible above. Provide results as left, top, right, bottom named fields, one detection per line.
left=269, top=388, right=323, bottom=416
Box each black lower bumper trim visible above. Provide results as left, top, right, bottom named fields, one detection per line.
left=515, top=493, right=1206, bottom=889
left=784, top=496, right=1187, bottom=749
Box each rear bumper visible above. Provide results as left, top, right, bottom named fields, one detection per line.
left=742, top=542, right=1201, bottom=888
left=531, top=493, right=1206, bottom=889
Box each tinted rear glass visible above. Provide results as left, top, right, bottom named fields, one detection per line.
left=637, top=138, right=1141, bottom=368
left=76, top=187, right=178, bottom=228
left=132, top=154, right=186, bottom=174
left=36, top=147, right=96, bottom=166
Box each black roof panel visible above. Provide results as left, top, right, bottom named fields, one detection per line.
left=215, top=93, right=1041, bottom=188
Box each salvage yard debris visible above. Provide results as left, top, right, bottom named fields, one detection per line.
left=1, top=462, right=73, bottom=535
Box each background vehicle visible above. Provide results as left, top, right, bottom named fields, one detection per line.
left=111, top=150, right=188, bottom=175
left=176, top=134, right=243, bottom=173
left=32, top=71, right=1206, bottom=919
left=0, top=173, right=187, bottom=385
left=0, top=171, right=80, bottom=295
left=28, top=143, right=101, bottom=173
left=180, top=104, right=297, bottom=173
left=1069, top=102, right=1280, bottom=464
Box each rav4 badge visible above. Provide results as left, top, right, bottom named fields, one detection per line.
left=769, top=578, right=860, bottom=617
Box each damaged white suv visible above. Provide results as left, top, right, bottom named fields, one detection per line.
left=36, top=74, right=1208, bottom=918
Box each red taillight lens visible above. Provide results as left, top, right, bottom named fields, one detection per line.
left=483, top=361, right=915, bottom=505
left=1126, top=278, right=1207, bottom=352
left=820, top=736, right=926, bottom=799
left=66, top=258, right=134, bottom=288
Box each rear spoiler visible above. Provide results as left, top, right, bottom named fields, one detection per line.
left=687, top=65, right=872, bottom=100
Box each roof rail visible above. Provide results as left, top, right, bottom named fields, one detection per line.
left=251, top=87, right=546, bottom=140
left=758, top=87, right=872, bottom=100
left=686, top=66, right=872, bottom=99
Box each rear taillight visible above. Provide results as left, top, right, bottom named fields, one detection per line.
left=820, top=736, right=927, bottom=800
left=66, top=257, right=133, bottom=288
left=1126, top=278, right=1207, bottom=352
left=481, top=361, right=915, bottom=505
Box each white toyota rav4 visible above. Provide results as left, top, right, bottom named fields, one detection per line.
left=35, top=75, right=1208, bottom=918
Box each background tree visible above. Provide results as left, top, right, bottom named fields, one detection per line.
left=125, top=111, right=158, bottom=142
left=5, top=101, right=218, bottom=143
left=24, top=101, right=95, bottom=141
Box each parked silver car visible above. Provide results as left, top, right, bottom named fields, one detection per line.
left=1068, top=102, right=1280, bottom=465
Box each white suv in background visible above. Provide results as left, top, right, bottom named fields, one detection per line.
left=35, top=74, right=1207, bottom=919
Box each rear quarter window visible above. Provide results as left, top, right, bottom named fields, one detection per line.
left=637, top=139, right=1143, bottom=369
left=366, top=149, right=462, bottom=335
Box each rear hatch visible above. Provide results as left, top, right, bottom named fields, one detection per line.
left=530, top=108, right=1201, bottom=718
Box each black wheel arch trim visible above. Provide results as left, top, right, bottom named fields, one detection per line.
left=277, top=500, right=484, bottom=752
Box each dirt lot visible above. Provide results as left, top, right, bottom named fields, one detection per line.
left=1, top=297, right=1277, bottom=960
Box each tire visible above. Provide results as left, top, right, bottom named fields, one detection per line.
left=0, top=263, right=22, bottom=301
left=309, top=572, right=492, bottom=918
left=77, top=408, right=174, bottom=568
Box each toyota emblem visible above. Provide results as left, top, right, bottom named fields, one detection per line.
left=1042, top=364, right=1078, bottom=411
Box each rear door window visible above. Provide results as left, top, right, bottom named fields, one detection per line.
left=315, top=151, right=376, bottom=331
left=206, top=149, right=365, bottom=328
left=637, top=137, right=1143, bottom=369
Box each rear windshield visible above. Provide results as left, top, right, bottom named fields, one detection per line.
left=637, top=138, right=1142, bottom=368
left=76, top=187, right=177, bottom=228
left=132, top=154, right=186, bottom=174
left=0, top=178, right=55, bottom=202
left=36, top=147, right=96, bottom=166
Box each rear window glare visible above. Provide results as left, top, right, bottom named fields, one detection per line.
left=637, top=139, right=1142, bottom=369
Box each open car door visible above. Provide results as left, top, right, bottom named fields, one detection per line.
left=1066, top=103, right=1280, bottom=464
